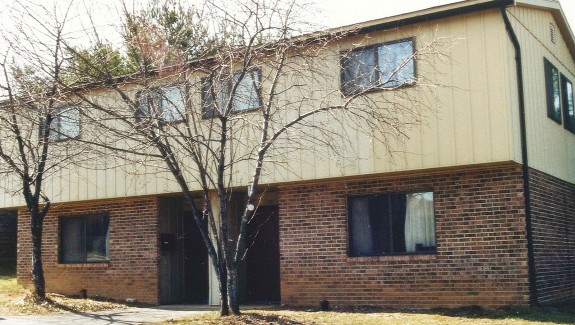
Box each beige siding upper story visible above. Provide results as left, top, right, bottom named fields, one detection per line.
left=0, top=8, right=520, bottom=208
left=507, top=5, right=575, bottom=184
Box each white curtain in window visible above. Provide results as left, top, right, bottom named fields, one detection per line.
left=351, top=198, right=373, bottom=255
left=404, top=192, right=435, bottom=252
left=378, top=40, right=414, bottom=87
left=161, top=86, right=186, bottom=122
left=58, top=108, right=80, bottom=139
left=566, top=81, right=574, bottom=119
left=232, top=71, right=260, bottom=112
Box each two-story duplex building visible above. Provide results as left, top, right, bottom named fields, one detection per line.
left=1, top=0, right=574, bottom=308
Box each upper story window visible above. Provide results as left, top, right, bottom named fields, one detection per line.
left=202, top=69, right=261, bottom=117
left=60, top=214, right=110, bottom=264
left=544, top=58, right=575, bottom=134
left=137, top=85, right=186, bottom=123
left=341, top=38, right=415, bottom=96
left=49, top=107, right=80, bottom=141
left=348, top=191, right=435, bottom=257
left=544, top=59, right=562, bottom=123
left=562, top=75, right=575, bottom=133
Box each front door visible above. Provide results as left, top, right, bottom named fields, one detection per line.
left=244, top=205, right=280, bottom=303
left=182, top=212, right=209, bottom=303
left=159, top=199, right=209, bottom=305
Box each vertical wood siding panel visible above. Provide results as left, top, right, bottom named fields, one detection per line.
left=451, top=17, right=474, bottom=165
left=96, top=166, right=106, bottom=199
left=435, top=18, right=458, bottom=167
left=418, top=23, right=441, bottom=169
left=486, top=12, right=514, bottom=162
left=468, top=12, right=493, bottom=163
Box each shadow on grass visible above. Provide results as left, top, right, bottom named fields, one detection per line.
left=42, top=295, right=148, bottom=313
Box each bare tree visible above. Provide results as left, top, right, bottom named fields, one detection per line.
left=0, top=1, right=84, bottom=299
left=2, top=0, right=447, bottom=315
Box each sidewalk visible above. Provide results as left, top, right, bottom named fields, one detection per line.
left=0, top=305, right=215, bottom=325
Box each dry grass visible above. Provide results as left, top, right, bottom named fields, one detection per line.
left=0, top=266, right=133, bottom=316
left=159, top=305, right=575, bottom=325
left=0, top=292, right=132, bottom=316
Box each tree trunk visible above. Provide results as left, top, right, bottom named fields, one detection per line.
left=218, top=264, right=229, bottom=316
left=30, top=217, right=46, bottom=299
left=227, top=266, right=240, bottom=315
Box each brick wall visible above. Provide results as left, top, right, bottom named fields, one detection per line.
left=529, top=168, right=575, bottom=304
left=278, top=164, right=530, bottom=308
left=0, top=210, right=17, bottom=265
left=17, top=197, right=160, bottom=304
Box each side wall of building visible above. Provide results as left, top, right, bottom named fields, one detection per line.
left=278, top=163, right=530, bottom=308
left=506, top=5, right=575, bottom=305
left=17, top=197, right=160, bottom=304
left=529, top=168, right=575, bottom=304
left=508, top=6, right=575, bottom=184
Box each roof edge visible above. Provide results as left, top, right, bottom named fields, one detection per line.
left=310, top=0, right=513, bottom=37
left=347, top=0, right=514, bottom=35
left=514, top=0, right=575, bottom=63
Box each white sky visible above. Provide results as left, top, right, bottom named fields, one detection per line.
left=315, top=0, right=575, bottom=29
left=0, top=0, right=574, bottom=54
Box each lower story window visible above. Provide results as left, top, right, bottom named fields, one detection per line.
left=348, top=191, right=436, bottom=256
left=60, top=214, right=110, bottom=263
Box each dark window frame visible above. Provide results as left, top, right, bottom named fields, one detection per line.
left=347, top=190, right=436, bottom=257
left=340, top=37, right=416, bottom=96
left=544, top=58, right=562, bottom=124
left=561, top=74, right=575, bottom=133
left=136, top=84, right=187, bottom=123
left=201, top=68, right=262, bottom=118
left=59, top=214, right=110, bottom=264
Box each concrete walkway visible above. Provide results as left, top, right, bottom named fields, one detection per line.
left=0, top=305, right=216, bottom=325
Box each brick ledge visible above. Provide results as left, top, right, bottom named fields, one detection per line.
left=346, top=254, right=437, bottom=263
left=56, top=262, right=110, bottom=268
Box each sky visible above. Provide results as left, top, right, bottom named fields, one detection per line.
left=315, top=0, right=575, bottom=29
left=0, top=0, right=574, bottom=54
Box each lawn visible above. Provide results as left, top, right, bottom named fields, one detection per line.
left=0, top=264, right=133, bottom=315
left=159, top=304, right=575, bottom=325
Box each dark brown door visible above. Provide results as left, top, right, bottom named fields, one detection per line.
left=182, top=212, right=209, bottom=303
left=245, top=206, right=280, bottom=303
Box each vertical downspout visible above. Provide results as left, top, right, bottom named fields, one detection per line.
left=501, top=3, right=538, bottom=305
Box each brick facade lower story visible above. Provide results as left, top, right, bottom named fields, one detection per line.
left=17, top=197, right=160, bottom=304
left=13, top=163, right=575, bottom=308
left=278, top=164, right=531, bottom=308
left=529, top=168, right=575, bottom=304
